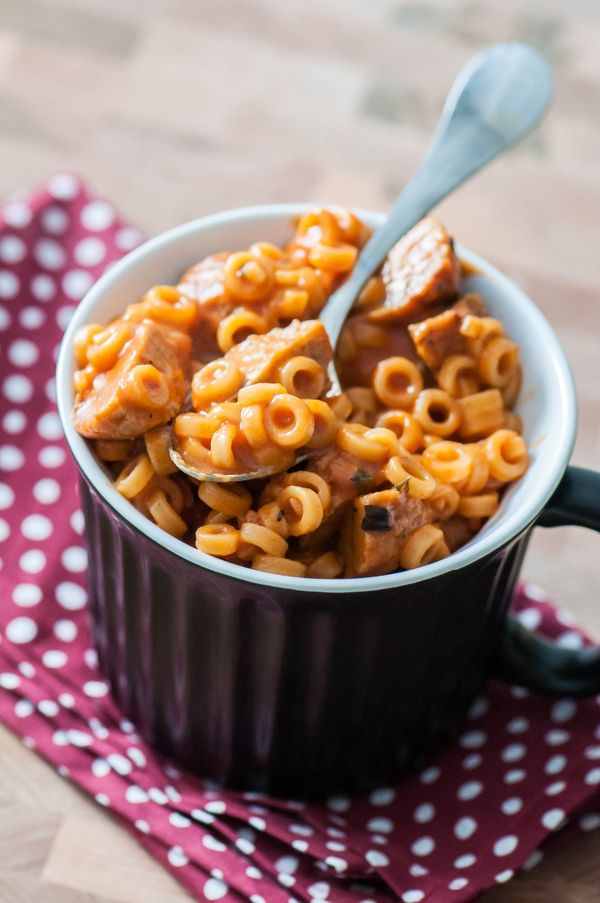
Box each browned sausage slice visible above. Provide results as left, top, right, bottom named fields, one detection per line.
left=368, top=218, right=460, bottom=322
left=73, top=320, right=190, bottom=440
left=177, top=253, right=231, bottom=331
left=223, top=319, right=332, bottom=386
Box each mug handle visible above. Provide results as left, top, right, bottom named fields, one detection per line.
left=493, top=465, right=600, bottom=697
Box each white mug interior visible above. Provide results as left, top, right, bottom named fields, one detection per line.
left=56, top=204, right=577, bottom=594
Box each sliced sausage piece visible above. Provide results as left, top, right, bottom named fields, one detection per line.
left=368, top=218, right=460, bottom=323
left=408, top=308, right=468, bottom=370
left=308, top=447, right=385, bottom=510
left=177, top=253, right=231, bottom=331
left=343, top=487, right=434, bottom=577
left=73, top=320, right=190, bottom=440
left=224, top=319, right=332, bottom=386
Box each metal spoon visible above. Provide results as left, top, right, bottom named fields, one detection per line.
left=171, top=42, right=553, bottom=483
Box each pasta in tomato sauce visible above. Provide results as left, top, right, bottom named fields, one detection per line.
left=72, top=209, right=529, bottom=578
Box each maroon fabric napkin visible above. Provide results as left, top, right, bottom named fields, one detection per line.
left=0, top=176, right=598, bottom=902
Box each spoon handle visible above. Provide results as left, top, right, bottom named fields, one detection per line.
left=320, top=42, right=553, bottom=347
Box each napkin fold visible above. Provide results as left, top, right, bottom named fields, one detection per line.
left=0, top=176, right=598, bottom=903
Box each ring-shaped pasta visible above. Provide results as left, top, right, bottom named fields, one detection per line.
left=457, top=389, right=505, bottom=440
left=115, top=454, right=154, bottom=499
left=327, top=392, right=352, bottom=422
left=87, top=322, right=132, bottom=372
left=198, top=481, right=251, bottom=517
left=308, top=241, right=357, bottom=272
left=352, top=319, right=387, bottom=349
left=174, top=412, right=219, bottom=441
left=437, top=354, right=479, bottom=398
left=306, top=551, right=344, bottom=578
left=74, top=323, right=103, bottom=368
left=251, top=554, right=307, bottom=577
left=457, top=491, right=500, bottom=519
left=399, top=524, right=450, bottom=570
left=138, top=285, right=197, bottom=330
left=123, top=365, right=170, bottom=409
left=363, top=427, right=399, bottom=460
left=238, top=382, right=286, bottom=406
left=240, top=404, right=269, bottom=448
left=295, top=208, right=340, bottom=244
left=422, top=441, right=472, bottom=484
left=147, top=489, right=188, bottom=538
left=153, top=475, right=185, bottom=514
left=264, top=395, right=314, bottom=448
left=413, top=388, right=461, bottom=437
left=502, top=366, right=522, bottom=409
left=460, top=315, right=504, bottom=355
left=179, top=437, right=212, bottom=467
left=223, top=251, right=274, bottom=302
left=191, top=359, right=244, bottom=409
left=210, top=422, right=238, bottom=470
left=275, top=289, right=309, bottom=320
left=336, top=423, right=389, bottom=462
left=96, top=439, right=133, bottom=462
left=428, top=482, right=460, bottom=520
left=277, top=356, right=325, bottom=399
left=249, top=241, right=286, bottom=261
left=283, top=470, right=332, bottom=512
left=277, top=485, right=323, bottom=536
left=257, top=501, right=289, bottom=538
left=375, top=410, right=424, bottom=453
left=384, top=452, right=436, bottom=499
left=485, top=429, right=529, bottom=482
left=460, top=443, right=490, bottom=495
left=373, top=356, right=424, bottom=409
left=145, top=427, right=178, bottom=475
left=478, top=337, right=520, bottom=388
left=217, top=309, right=269, bottom=353
left=239, top=522, right=288, bottom=558
left=305, top=399, right=339, bottom=449
left=195, top=523, right=239, bottom=556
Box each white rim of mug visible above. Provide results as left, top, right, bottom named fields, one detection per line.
left=56, top=203, right=578, bottom=594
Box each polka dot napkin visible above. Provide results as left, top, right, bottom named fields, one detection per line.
left=0, top=177, right=599, bottom=903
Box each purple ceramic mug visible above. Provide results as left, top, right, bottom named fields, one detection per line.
left=57, top=205, right=600, bottom=797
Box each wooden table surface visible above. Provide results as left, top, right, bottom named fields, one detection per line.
left=1, top=0, right=599, bottom=899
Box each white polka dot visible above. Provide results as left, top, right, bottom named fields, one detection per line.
left=494, top=835, right=518, bottom=857
left=545, top=754, right=567, bottom=775
left=419, top=767, right=440, bottom=785
left=105, top=753, right=131, bottom=775
left=411, top=836, right=435, bottom=857
left=205, top=800, right=226, bottom=814
left=30, top=273, right=56, bottom=302
left=516, top=607, right=542, bottom=629
left=33, top=478, right=61, bottom=505
left=367, top=817, right=394, bottom=833
left=52, top=730, right=69, bottom=745
left=413, top=803, right=435, bottom=824
left=83, top=680, right=108, bottom=698
left=507, top=717, right=530, bottom=734
left=369, top=786, right=396, bottom=805
left=3, top=410, right=27, bottom=433
left=290, top=823, right=313, bottom=836
left=148, top=787, right=168, bottom=805
left=92, top=758, right=111, bottom=778
left=551, top=699, right=576, bottom=723
left=191, top=808, right=214, bottom=824
left=402, top=892, right=424, bottom=903
left=365, top=850, right=389, bottom=867
left=327, top=795, right=350, bottom=812
left=501, top=743, right=526, bottom=763
left=12, top=583, right=42, bottom=607
left=291, top=839, right=308, bottom=853
left=585, top=745, right=600, bottom=760
left=135, top=819, right=150, bottom=833
left=0, top=672, right=20, bottom=690
left=0, top=305, right=10, bottom=329
left=545, top=780, right=566, bottom=796
left=0, top=270, right=19, bottom=298
left=168, top=812, right=191, bottom=829
left=0, top=483, right=15, bottom=510
left=459, top=730, right=487, bottom=749
left=18, top=662, right=35, bottom=678
left=43, top=650, right=68, bottom=669
left=39, top=699, right=60, bottom=717
left=579, top=813, right=600, bottom=832
left=70, top=510, right=84, bottom=533
left=307, top=882, right=330, bottom=899
left=59, top=693, right=74, bottom=707
left=249, top=896, right=265, bottom=903
left=3, top=374, right=33, bottom=403
left=0, top=445, right=25, bottom=471
left=55, top=581, right=87, bottom=610
left=545, top=729, right=570, bottom=746
left=556, top=631, right=584, bottom=650
left=203, top=877, right=228, bottom=899
left=0, top=235, right=26, bottom=263
left=19, top=306, right=46, bottom=329
left=115, top=227, right=142, bottom=250
left=41, top=205, right=69, bottom=235
left=62, top=270, right=93, bottom=301
left=47, top=174, right=79, bottom=200
left=125, top=785, right=148, bottom=804
left=585, top=768, right=600, bottom=785
left=203, top=834, right=226, bottom=852
left=504, top=768, right=526, bottom=784
left=454, top=854, right=476, bottom=869
left=39, top=446, right=66, bottom=468
left=501, top=797, right=522, bottom=815
left=495, top=869, right=514, bottom=884
left=56, top=305, right=75, bottom=330
left=15, top=699, right=34, bottom=717
left=0, top=518, right=9, bottom=542
left=3, top=201, right=31, bottom=228
left=61, top=546, right=87, bottom=572
left=449, top=877, right=469, bottom=890
left=409, top=864, right=429, bottom=878
left=74, top=236, right=106, bottom=266
left=541, top=808, right=565, bottom=831
left=468, top=696, right=489, bottom=719
left=84, top=648, right=98, bottom=668
left=457, top=780, right=482, bottom=801
left=67, top=729, right=93, bottom=747
left=37, top=412, right=62, bottom=440
left=454, top=817, right=477, bottom=840
left=19, top=549, right=46, bottom=574
left=5, top=616, right=37, bottom=644
left=249, top=816, right=266, bottom=831
left=165, top=845, right=188, bottom=868
left=34, top=238, right=66, bottom=271
left=21, top=513, right=53, bottom=539
left=81, top=200, right=115, bottom=231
